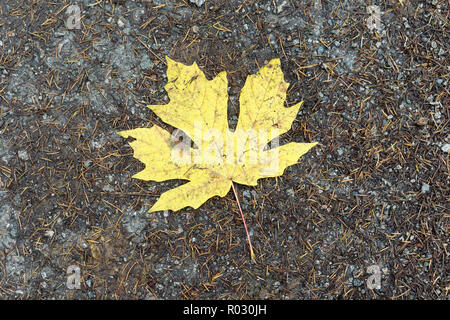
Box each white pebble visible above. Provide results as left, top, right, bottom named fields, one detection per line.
left=18, top=150, right=29, bottom=161
left=421, top=183, right=430, bottom=194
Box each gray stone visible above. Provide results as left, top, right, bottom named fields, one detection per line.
left=140, top=54, right=153, bottom=70
left=190, top=0, right=205, bottom=7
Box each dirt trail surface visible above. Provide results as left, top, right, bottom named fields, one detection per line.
left=0, top=0, right=448, bottom=299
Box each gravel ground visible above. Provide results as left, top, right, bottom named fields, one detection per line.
left=0, top=0, right=448, bottom=299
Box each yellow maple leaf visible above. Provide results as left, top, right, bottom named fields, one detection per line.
left=118, top=57, right=317, bottom=213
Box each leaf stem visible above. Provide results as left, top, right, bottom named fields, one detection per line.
left=231, top=182, right=255, bottom=261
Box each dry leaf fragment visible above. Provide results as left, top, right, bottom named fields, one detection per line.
left=119, top=57, right=317, bottom=212
left=415, top=117, right=428, bottom=126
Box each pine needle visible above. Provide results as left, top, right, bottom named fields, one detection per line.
left=231, top=182, right=255, bottom=261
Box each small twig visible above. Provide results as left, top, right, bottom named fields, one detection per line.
left=231, top=182, right=255, bottom=261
